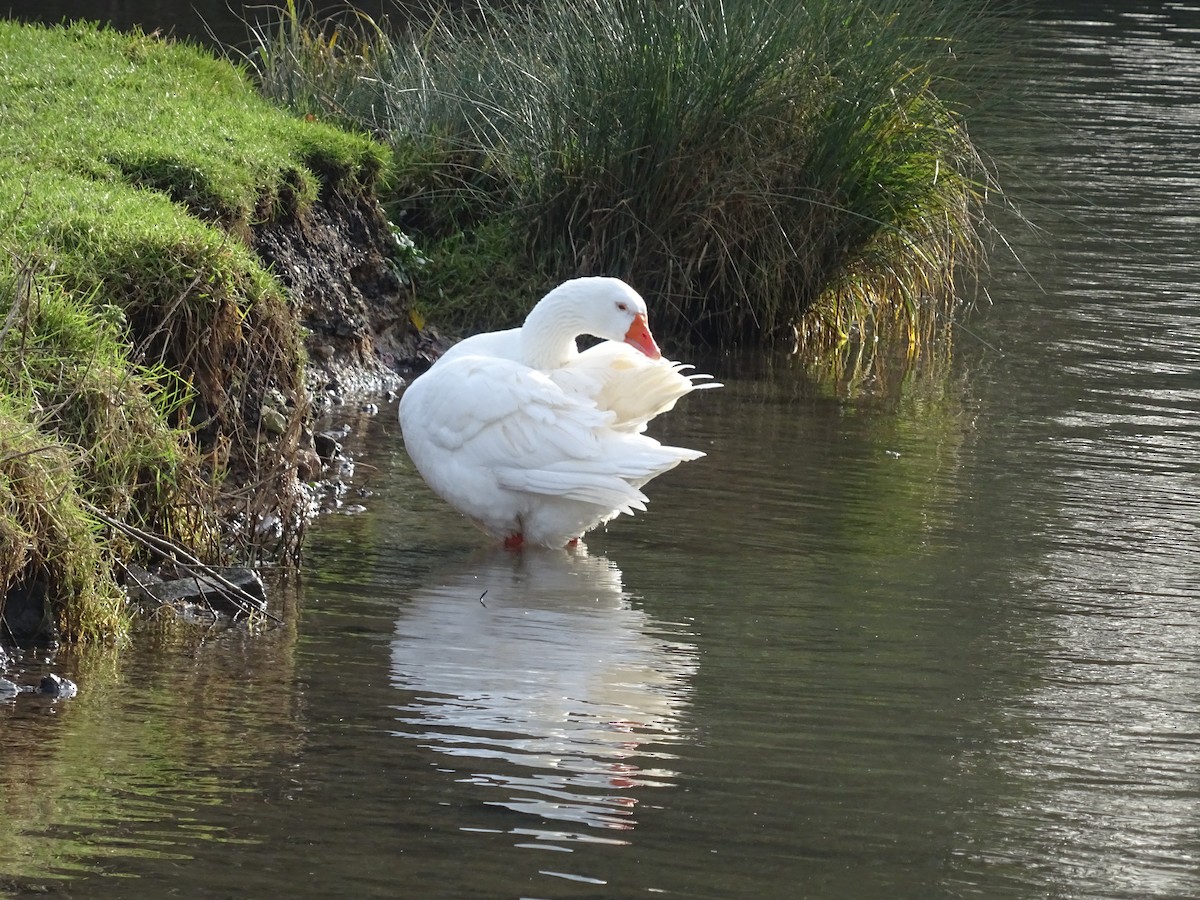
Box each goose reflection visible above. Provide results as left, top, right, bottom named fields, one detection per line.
left=389, top=546, right=697, bottom=838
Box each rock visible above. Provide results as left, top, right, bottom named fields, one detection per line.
left=313, top=431, right=338, bottom=460
left=255, top=514, right=283, bottom=539
left=332, top=455, right=355, bottom=479
left=122, top=562, right=162, bottom=589
left=0, top=678, right=17, bottom=698
left=260, top=405, right=288, bottom=436
left=122, top=563, right=165, bottom=605
left=139, top=567, right=268, bottom=616
left=314, top=428, right=348, bottom=461
left=296, top=447, right=324, bottom=481
left=39, top=674, right=78, bottom=698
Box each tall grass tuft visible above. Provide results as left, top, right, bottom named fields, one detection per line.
left=245, top=0, right=998, bottom=346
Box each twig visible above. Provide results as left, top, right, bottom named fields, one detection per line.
left=86, top=503, right=282, bottom=624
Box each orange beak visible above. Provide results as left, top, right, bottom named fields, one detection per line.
left=624, top=313, right=661, bottom=360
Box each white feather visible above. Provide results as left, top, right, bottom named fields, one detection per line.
left=399, top=277, right=718, bottom=547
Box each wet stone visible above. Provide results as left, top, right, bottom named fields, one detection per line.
left=131, top=567, right=267, bottom=616
left=39, top=674, right=78, bottom=698
left=314, top=430, right=343, bottom=461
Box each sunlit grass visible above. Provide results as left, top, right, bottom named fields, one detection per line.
left=243, top=0, right=999, bottom=346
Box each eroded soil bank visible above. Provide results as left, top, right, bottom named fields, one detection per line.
left=0, top=20, right=444, bottom=643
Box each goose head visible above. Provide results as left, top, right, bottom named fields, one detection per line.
left=521, top=277, right=663, bottom=369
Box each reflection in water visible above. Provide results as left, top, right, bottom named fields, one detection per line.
left=958, top=7, right=1200, bottom=898
left=0, top=609, right=303, bottom=887
left=388, top=547, right=696, bottom=842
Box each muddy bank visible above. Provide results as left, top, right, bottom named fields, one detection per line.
left=251, top=184, right=448, bottom=510
left=0, top=21, right=462, bottom=643
left=1, top=185, right=441, bottom=643
left=254, top=188, right=436, bottom=400
left=0, top=20, right=412, bottom=642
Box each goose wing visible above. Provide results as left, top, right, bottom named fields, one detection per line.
left=400, top=354, right=683, bottom=513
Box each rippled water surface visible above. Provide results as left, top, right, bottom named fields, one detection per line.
left=3, top=4, right=1200, bottom=898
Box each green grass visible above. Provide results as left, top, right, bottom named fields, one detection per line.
left=242, top=0, right=998, bottom=345
left=0, top=19, right=389, bottom=641
left=0, top=394, right=127, bottom=643
left=0, top=21, right=384, bottom=231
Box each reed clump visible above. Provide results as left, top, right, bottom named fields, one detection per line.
left=244, top=0, right=997, bottom=346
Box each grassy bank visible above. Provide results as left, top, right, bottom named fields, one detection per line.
left=244, top=0, right=997, bottom=345
left=0, top=20, right=387, bottom=641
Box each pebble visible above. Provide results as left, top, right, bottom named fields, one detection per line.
left=39, top=673, right=78, bottom=698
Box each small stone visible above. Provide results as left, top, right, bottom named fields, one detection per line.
left=255, top=514, right=282, bottom=539
left=123, top=562, right=164, bottom=603
left=39, top=674, right=78, bottom=698
left=260, top=406, right=288, bottom=436
left=296, top=448, right=324, bottom=481
left=0, top=678, right=18, bottom=698
left=313, top=432, right=339, bottom=461
left=144, top=567, right=268, bottom=616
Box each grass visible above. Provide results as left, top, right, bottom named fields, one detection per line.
left=0, top=395, right=127, bottom=643
left=242, top=0, right=999, bottom=346
left=0, top=21, right=384, bottom=231
left=0, top=19, right=388, bottom=641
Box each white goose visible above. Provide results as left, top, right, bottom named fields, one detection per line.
left=398, top=277, right=718, bottom=548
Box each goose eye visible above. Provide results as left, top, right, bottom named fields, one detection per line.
left=617, top=302, right=629, bottom=312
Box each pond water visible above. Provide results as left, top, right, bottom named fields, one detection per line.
left=4, top=4, right=1200, bottom=898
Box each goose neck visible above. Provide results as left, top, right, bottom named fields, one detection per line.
left=519, top=292, right=583, bottom=370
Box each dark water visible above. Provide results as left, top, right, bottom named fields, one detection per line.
left=1, top=0, right=432, bottom=47
left=4, top=4, right=1200, bottom=898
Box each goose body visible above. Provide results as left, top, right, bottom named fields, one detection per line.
left=398, top=277, right=718, bottom=548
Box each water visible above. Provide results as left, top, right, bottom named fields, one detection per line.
left=1, top=1, right=439, bottom=48
left=3, top=4, right=1200, bottom=897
